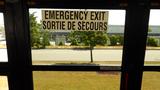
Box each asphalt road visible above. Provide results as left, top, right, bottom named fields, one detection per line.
left=1, top=48, right=160, bottom=62
left=0, top=49, right=8, bottom=62
left=31, top=49, right=123, bottom=61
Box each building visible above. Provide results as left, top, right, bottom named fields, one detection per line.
left=50, top=25, right=160, bottom=45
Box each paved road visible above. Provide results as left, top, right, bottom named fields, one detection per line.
left=0, top=49, right=8, bottom=62
left=1, top=48, right=160, bottom=62
left=31, top=49, right=160, bottom=61
left=31, top=49, right=123, bottom=61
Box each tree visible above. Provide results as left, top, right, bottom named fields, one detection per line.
left=29, top=13, right=50, bottom=48
left=40, top=30, right=50, bottom=48
left=67, top=31, right=79, bottom=45
left=0, top=26, right=5, bottom=38
left=108, top=35, right=124, bottom=46
left=68, top=31, right=109, bottom=62
left=30, top=13, right=41, bottom=48
left=0, top=27, right=2, bottom=32
left=108, top=35, right=118, bottom=46
left=147, top=37, right=158, bottom=47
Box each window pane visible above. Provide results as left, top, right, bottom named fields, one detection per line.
left=142, top=72, right=160, bottom=90
left=29, top=9, right=125, bottom=65
left=0, top=76, right=9, bottom=90
left=0, top=13, right=8, bottom=62
left=144, top=10, right=160, bottom=65
left=33, top=71, right=120, bottom=90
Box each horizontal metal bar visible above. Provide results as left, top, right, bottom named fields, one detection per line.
left=32, top=65, right=160, bottom=71
left=0, top=64, right=159, bottom=74
left=32, top=65, right=121, bottom=71
left=143, top=66, right=160, bottom=71
left=27, top=0, right=125, bottom=9
left=0, top=63, right=8, bottom=75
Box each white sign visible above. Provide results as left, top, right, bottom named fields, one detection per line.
left=42, top=10, right=108, bottom=31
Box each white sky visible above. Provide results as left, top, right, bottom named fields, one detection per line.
left=0, top=9, right=160, bottom=26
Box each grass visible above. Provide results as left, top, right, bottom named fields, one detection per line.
left=33, top=71, right=160, bottom=90
left=144, top=61, right=160, bottom=65
left=142, top=72, right=160, bottom=90
left=32, top=61, right=122, bottom=65
left=32, top=61, right=160, bottom=65
left=32, top=61, right=160, bottom=90
left=33, top=71, right=120, bottom=90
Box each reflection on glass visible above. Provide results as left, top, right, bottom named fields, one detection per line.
left=144, top=10, right=160, bottom=65
left=29, top=9, right=125, bottom=65
left=33, top=71, right=120, bottom=90
left=0, top=76, right=8, bottom=90
left=142, top=72, right=160, bottom=90
left=0, top=13, right=8, bottom=62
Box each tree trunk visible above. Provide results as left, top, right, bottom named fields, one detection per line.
left=90, top=45, right=93, bottom=63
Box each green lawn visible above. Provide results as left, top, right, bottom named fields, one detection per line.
left=142, top=72, right=160, bottom=90
left=33, top=71, right=160, bottom=90
left=33, top=61, right=160, bottom=65
left=32, top=61, right=160, bottom=90
left=33, top=71, right=120, bottom=90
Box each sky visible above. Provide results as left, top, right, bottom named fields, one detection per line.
left=0, top=9, right=160, bottom=26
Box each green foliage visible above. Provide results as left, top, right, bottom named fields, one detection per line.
left=30, top=13, right=50, bottom=48
left=68, top=31, right=108, bottom=62
left=108, top=35, right=118, bottom=46
left=40, top=31, right=50, bottom=48
left=95, top=32, right=109, bottom=46
left=147, top=37, right=158, bottom=47
left=67, top=31, right=79, bottom=46
left=0, top=26, right=4, bottom=37
left=108, top=35, right=124, bottom=46
left=70, top=40, right=78, bottom=46
left=117, top=35, right=124, bottom=45
left=148, top=28, right=152, bottom=32
left=58, top=42, right=64, bottom=46
left=30, top=13, right=41, bottom=48
left=0, top=27, right=3, bottom=32
left=81, top=31, right=96, bottom=46
left=68, top=31, right=109, bottom=46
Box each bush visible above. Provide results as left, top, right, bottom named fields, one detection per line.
left=109, top=35, right=118, bottom=46
left=147, top=37, right=158, bottom=47
left=70, top=40, right=78, bottom=46
left=108, top=35, right=124, bottom=46
left=59, top=42, right=64, bottom=46
left=117, top=35, right=124, bottom=45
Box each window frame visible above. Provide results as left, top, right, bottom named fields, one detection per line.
left=0, top=0, right=159, bottom=90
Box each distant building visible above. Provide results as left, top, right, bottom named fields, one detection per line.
left=49, top=25, right=160, bottom=46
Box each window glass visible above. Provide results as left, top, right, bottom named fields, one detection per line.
left=29, top=9, right=125, bottom=65
left=142, top=72, right=160, bottom=90
left=33, top=71, right=120, bottom=90
left=0, top=76, right=9, bottom=90
left=0, top=13, right=8, bottom=62
left=144, top=10, right=160, bottom=66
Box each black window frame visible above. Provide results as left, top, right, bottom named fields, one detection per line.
left=0, top=0, right=160, bottom=90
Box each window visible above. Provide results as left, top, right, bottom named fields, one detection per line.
left=0, top=13, right=7, bottom=62
left=29, top=8, right=126, bottom=90
left=2, top=1, right=159, bottom=90
left=33, top=71, right=121, bottom=90
left=0, top=76, right=8, bottom=90
left=144, top=10, right=160, bottom=66
left=0, top=12, right=9, bottom=90
left=142, top=9, right=160, bottom=90
left=29, top=9, right=126, bottom=66
left=142, top=72, right=160, bottom=90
